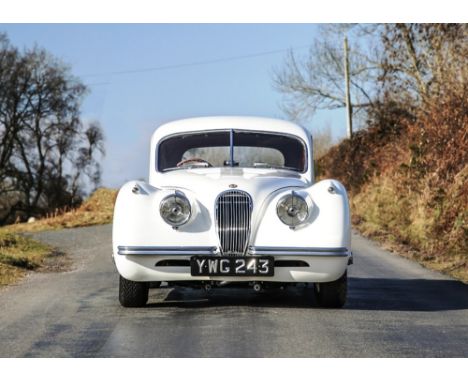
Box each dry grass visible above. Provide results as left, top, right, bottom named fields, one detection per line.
left=351, top=171, right=468, bottom=283
left=0, top=188, right=117, bottom=286
left=0, top=232, right=51, bottom=286
left=318, top=91, right=468, bottom=283
left=3, top=188, right=117, bottom=234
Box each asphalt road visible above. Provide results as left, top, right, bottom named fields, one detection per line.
left=0, top=224, right=467, bottom=357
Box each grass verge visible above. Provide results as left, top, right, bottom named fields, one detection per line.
left=351, top=172, right=467, bottom=283
left=0, top=232, right=52, bottom=286
left=0, top=188, right=117, bottom=286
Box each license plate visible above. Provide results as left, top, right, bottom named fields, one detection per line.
left=190, top=256, right=274, bottom=277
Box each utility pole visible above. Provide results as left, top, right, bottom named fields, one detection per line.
left=344, top=36, right=353, bottom=139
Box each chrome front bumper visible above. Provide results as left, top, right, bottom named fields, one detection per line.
left=115, top=245, right=352, bottom=283
left=117, top=245, right=351, bottom=258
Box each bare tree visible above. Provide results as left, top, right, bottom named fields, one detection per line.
left=0, top=33, right=105, bottom=224
left=273, top=24, right=383, bottom=127
left=274, top=24, right=467, bottom=128
left=380, top=24, right=468, bottom=105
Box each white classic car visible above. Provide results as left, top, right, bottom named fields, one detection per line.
left=113, top=116, right=352, bottom=308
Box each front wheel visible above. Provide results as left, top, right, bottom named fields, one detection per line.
left=119, top=276, right=149, bottom=307
left=314, top=271, right=347, bottom=308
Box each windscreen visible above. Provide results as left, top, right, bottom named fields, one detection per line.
left=157, top=130, right=307, bottom=172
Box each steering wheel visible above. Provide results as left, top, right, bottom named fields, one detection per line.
left=176, top=158, right=213, bottom=168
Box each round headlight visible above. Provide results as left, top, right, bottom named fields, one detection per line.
left=276, top=191, right=309, bottom=227
left=160, top=192, right=191, bottom=227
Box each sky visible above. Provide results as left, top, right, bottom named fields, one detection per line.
left=1, top=24, right=346, bottom=188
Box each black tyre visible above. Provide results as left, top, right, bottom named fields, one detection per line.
left=119, top=275, right=149, bottom=307
left=314, top=271, right=347, bottom=308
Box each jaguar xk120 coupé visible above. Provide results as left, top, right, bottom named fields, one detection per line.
left=113, top=116, right=351, bottom=307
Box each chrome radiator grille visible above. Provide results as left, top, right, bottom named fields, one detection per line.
left=215, top=190, right=253, bottom=256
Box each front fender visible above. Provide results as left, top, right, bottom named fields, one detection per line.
left=112, top=180, right=219, bottom=255
left=252, top=179, right=351, bottom=250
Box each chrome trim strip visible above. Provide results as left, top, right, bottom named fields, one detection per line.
left=248, top=246, right=350, bottom=256
left=117, top=246, right=217, bottom=256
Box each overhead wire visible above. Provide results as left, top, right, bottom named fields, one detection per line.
left=82, top=44, right=310, bottom=86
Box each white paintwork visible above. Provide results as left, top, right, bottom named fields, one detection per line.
left=113, top=116, right=351, bottom=283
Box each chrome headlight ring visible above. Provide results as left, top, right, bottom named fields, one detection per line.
left=276, top=190, right=309, bottom=228
left=159, top=191, right=191, bottom=228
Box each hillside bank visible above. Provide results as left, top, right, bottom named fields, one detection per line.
left=318, top=95, right=467, bottom=282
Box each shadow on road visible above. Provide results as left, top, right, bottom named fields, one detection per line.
left=147, top=285, right=312, bottom=309
left=144, top=277, right=468, bottom=312
left=347, top=277, right=468, bottom=312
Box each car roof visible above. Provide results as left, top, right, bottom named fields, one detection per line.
left=150, top=116, right=310, bottom=145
